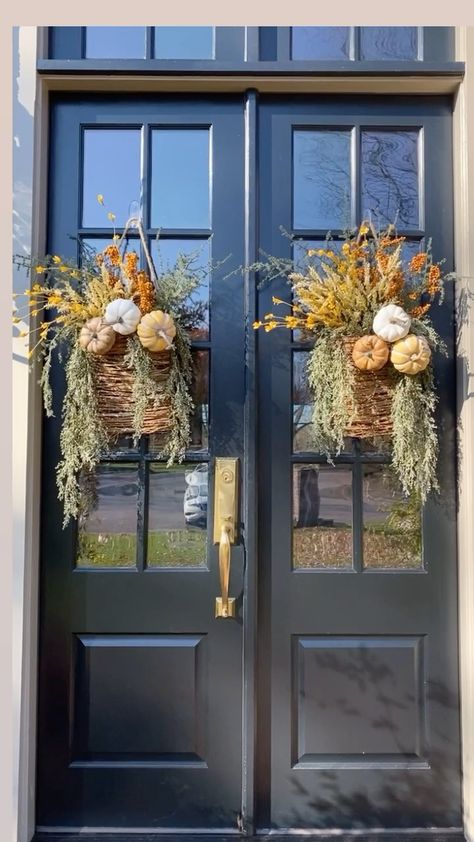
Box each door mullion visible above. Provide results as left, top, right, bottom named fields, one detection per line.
left=136, top=436, right=149, bottom=571
left=352, top=440, right=364, bottom=573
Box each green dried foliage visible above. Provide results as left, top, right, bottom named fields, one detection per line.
left=307, top=334, right=354, bottom=458
left=56, top=343, right=108, bottom=526
left=161, top=323, right=194, bottom=465
left=391, top=370, right=439, bottom=503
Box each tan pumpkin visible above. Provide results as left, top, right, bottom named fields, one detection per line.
left=390, top=334, right=431, bottom=375
left=79, top=317, right=116, bottom=355
left=137, top=310, right=176, bottom=352
left=352, top=335, right=389, bottom=372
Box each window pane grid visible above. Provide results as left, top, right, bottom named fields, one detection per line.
left=290, top=26, right=420, bottom=62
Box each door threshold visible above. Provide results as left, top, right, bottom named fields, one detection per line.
left=33, top=830, right=467, bottom=842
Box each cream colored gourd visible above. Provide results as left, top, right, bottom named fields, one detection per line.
left=351, top=335, right=389, bottom=372
left=137, top=310, right=176, bottom=352
left=78, top=317, right=116, bottom=355
left=390, top=334, right=431, bottom=375
left=104, top=298, right=141, bottom=335
left=373, top=304, right=411, bottom=343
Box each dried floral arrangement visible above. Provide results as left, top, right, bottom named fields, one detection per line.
left=13, top=200, right=211, bottom=526
left=252, top=221, right=450, bottom=502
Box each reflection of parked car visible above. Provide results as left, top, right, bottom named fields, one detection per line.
left=183, top=465, right=208, bottom=527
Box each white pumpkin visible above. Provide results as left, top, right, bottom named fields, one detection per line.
left=373, top=304, right=411, bottom=343
left=103, top=298, right=141, bottom=335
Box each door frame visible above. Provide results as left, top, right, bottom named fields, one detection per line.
left=12, top=25, right=474, bottom=842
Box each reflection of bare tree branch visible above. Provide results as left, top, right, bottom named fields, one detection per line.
left=295, top=132, right=351, bottom=228
left=362, top=132, right=418, bottom=227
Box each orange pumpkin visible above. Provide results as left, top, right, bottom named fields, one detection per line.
left=352, top=335, right=389, bottom=372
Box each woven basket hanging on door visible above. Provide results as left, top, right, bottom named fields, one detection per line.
left=341, top=336, right=394, bottom=440
left=91, top=217, right=173, bottom=439
left=90, top=335, right=172, bottom=437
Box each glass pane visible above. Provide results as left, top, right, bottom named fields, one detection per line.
left=361, top=130, right=420, bottom=230
left=360, top=27, right=418, bottom=61
left=293, top=352, right=353, bottom=454
left=293, top=465, right=353, bottom=569
left=151, top=238, right=210, bottom=340
left=293, top=130, right=352, bottom=230
left=151, top=129, right=210, bottom=229
left=82, top=129, right=141, bottom=227
left=154, top=27, right=214, bottom=59
left=291, top=27, right=351, bottom=60
left=80, top=237, right=139, bottom=266
left=293, top=352, right=315, bottom=452
left=76, top=463, right=138, bottom=568
left=85, top=26, right=146, bottom=59
left=149, top=351, right=209, bottom=455
left=147, top=463, right=208, bottom=567
left=363, top=465, right=422, bottom=569
left=190, top=350, right=209, bottom=451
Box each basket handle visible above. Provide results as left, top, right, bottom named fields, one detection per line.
left=118, top=216, right=159, bottom=292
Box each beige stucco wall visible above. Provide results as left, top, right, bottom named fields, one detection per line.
left=11, top=25, right=474, bottom=842
left=12, top=26, right=41, bottom=842
left=455, top=25, right=474, bottom=842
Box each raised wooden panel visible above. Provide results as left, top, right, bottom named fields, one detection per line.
left=71, top=634, right=207, bottom=766
left=292, top=635, right=426, bottom=768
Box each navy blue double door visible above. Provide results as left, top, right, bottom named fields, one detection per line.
left=36, top=93, right=462, bottom=835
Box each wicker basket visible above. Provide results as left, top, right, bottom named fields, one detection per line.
left=342, top=336, right=394, bottom=439
left=91, top=334, right=172, bottom=438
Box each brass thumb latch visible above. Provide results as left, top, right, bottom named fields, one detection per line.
left=213, top=458, right=238, bottom=618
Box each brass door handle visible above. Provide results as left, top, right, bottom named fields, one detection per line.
left=214, top=458, right=238, bottom=619
left=216, top=518, right=234, bottom=618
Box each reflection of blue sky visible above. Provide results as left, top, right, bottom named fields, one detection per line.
left=82, top=129, right=142, bottom=227
left=85, top=27, right=146, bottom=58
left=81, top=237, right=139, bottom=263
left=293, top=238, right=343, bottom=272
left=154, top=27, right=214, bottom=59
left=292, top=27, right=351, bottom=60
left=151, top=129, right=210, bottom=229
left=151, top=239, right=209, bottom=322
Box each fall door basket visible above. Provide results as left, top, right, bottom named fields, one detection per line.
left=13, top=212, right=207, bottom=526
left=253, top=222, right=449, bottom=503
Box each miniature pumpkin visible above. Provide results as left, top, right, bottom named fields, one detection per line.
left=373, top=304, right=411, bottom=343
left=78, top=317, right=116, bottom=355
left=390, top=334, right=431, bottom=375
left=104, top=298, right=141, bottom=335
left=352, top=335, right=389, bottom=372
left=137, top=310, right=176, bottom=352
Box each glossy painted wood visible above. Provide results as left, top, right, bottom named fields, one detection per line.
left=37, top=96, right=246, bottom=830
left=256, top=95, right=461, bottom=831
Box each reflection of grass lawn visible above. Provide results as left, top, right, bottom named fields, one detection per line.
left=77, top=529, right=207, bottom=568
left=294, top=525, right=420, bottom=569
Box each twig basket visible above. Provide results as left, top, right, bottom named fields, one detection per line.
left=91, top=335, right=172, bottom=437
left=88, top=217, right=174, bottom=439
left=342, top=336, right=394, bottom=439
